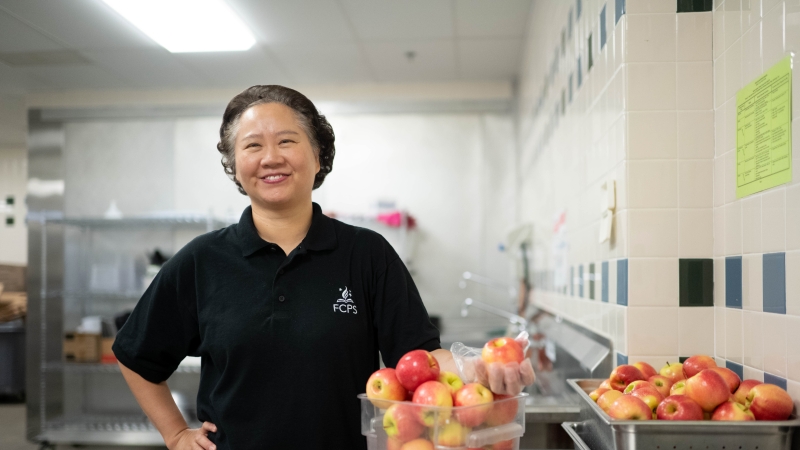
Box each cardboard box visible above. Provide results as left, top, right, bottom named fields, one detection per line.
left=63, top=333, right=101, bottom=362
left=0, top=265, right=26, bottom=292
left=100, top=337, right=117, bottom=363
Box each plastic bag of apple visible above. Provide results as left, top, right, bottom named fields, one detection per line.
left=360, top=338, right=528, bottom=450
left=589, top=355, right=794, bottom=422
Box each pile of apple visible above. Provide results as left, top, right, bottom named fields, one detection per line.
left=365, top=337, right=525, bottom=450
left=590, top=355, right=794, bottom=422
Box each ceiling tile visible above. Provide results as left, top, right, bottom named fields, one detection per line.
left=229, top=0, right=354, bottom=43
left=0, top=9, right=62, bottom=52
left=82, top=49, right=212, bottom=89
left=269, top=42, right=373, bottom=83
left=457, top=39, right=523, bottom=81
left=21, top=65, right=132, bottom=90
left=455, top=0, right=532, bottom=38
left=0, top=0, right=159, bottom=50
left=362, top=40, right=456, bottom=82
left=339, top=0, right=454, bottom=40
left=175, top=46, right=293, bottom=88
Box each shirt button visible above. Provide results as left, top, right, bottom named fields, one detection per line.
left=278, top=295, right=285, bottom=302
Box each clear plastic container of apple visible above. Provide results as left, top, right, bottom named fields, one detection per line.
left=360, top=334, right=529, bottom=450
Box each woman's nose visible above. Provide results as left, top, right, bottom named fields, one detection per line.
left=259, top=144, right=283, bottom=166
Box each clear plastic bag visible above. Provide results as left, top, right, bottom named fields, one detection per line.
left=450, top=331, right=530, bottom=384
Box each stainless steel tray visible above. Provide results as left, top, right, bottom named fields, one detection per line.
left=567, top=378, right=800, bottom=450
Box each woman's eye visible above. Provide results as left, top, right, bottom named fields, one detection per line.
left=246, top=143, right=260, bottom=148
left=279, top=139, right=294, bottom=145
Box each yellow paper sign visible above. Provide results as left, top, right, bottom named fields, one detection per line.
left=736, top=56, right=793, bottom=198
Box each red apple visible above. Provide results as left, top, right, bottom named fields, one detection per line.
left=396, top=350, right=441, bottom=392
left=400, top=438, right=434, bottom=450
left=485, top=394, right=518, bottom=426
left=590, top=387, right=609, bottom=402
left=434, top=420, right=469, bottom=447
left=633, top=361, right=658, bottom=379
left=609, top=365, right=647, bottom=391
left=490, top=440, right=514, bottom=450
left=670, top=380, right=686, bottom=396
left=623, top=380, right=651, bottom=394
left=733, top=379, right=762, bottom=405
left=599, top=379, right=613, bottom=390
left=648, top=375, right=673, bottom=398
left=454, top=383, right=494, bottom=427
left=711, top=401, right=755, bottom=421
left=746, top=383, right=794, bottom=421
left=656, top=395, right=704, bottom=420
left=481, top=337, right=524, bottom=365
left=682, top=355, right=717, bottom=378
left=596, top=390, right=624, bottom=412
left=384, top=403, right=425, bottom=442
left=659, top=362, right=686, bottom=384
left=708, top=367, right=740, bottom=394
left=685, top=369, right=731, bottom=412
left=630, top=387, right=665, bottom=416
left=366, top=368, right=407, bottom=408
left=607, top=395, right=653, bottom=420
left=412, top=381, right=453, bottom=426
left=438, top=371, right=464, bottom=397
left=387, top=437, right=404, bottom=450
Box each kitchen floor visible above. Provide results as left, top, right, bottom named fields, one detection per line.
left=0, top=400, right=165, bottom=450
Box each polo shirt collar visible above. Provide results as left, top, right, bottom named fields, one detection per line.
left=238, top=202, right=337, bottom=257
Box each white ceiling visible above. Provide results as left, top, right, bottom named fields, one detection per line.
left=0, top=0, right=532, bottom=94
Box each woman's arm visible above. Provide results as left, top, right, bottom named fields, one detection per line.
left=118, top=361, right=217, bottom=450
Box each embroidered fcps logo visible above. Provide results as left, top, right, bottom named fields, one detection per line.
left=333, top=286, right=357, bottom=314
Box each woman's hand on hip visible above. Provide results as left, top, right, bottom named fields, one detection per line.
left=168, top=422, right=218, bottom=450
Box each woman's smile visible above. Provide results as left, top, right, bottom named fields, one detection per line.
left=260, top=173, right=290, bottom=184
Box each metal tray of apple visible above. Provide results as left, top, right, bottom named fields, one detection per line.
left=358, top=393, right=528, bottom=450
left=565, top=379, right=800, bottom=450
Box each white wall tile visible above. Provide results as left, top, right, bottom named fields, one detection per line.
left=715, top=103, right=726, bottom=156
left=793, top=119, right=800, bottom=186
left=609, top=256, right=618, bottom=305
left=677, top=62, right=714, bottom=110
left=678, top=160, right=714, bottom=208
left=742, top=253, right=764, bottom=311
left=742, top=364, right=765, bottom=382
left=715, top=306, right=726, bottom=357
left=628, top=112, right=677, bottom=159
left=679, top=307, right=715, bottom=356
left=612, top=210, right=628, bottom=257
left=741, top=22, right=763, bottom=86
left=762, top=188, right=786, bottom=252
left=725, top=201, right=743, bottom=255
left=627, top=63, right=677, bottom=111
left=714, top=206, right=725, bottom=256
left=715, top=257, right=726, bottom=306
left=724, top=39, right=743, bottom=101
left=627, top=306, right=679, bottom=355
left=742, top=195, right=762, bottom=254
left=715, top=52, right=726, bottom=108
left=680, top=209, right=714, bottom=258
left=787, top=380, right=800, bottom=413
left=725, top=149, right=737, bottom=203
left=743, top=0, right=763, bottom=29
left=725, top=99, right=738, bottom=154
left=762, top=1, right=786, bottom=70
left=787, top=2, right=800, bottom=55
left=787, top=315, right=800, bottom=382
left=742, top=310, right=764, bottom=369
left=724, top=0, right=743, bottom=51
left=678, top=12, right=713, bottom=62
left=714, top=156, right=726, bottom=207
left=725, top=308, right=743, bottom=363
left=762, top=312, right=788, bottom=377
left=787, top=251, right=800, bottom=316
left=629, top=160, right=678, bottom=208
left=629, top=209, right=680, bottom=257
left=628, top=258, right=679, bottom=307
left=678, top=111, right=715, bottom=160
left=626, top=0, right=677, bottom=14
left=626, top=13, right=677, bottom=63
left=714, top=7, right=725, bottom=59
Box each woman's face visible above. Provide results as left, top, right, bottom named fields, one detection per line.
left=234, top=102, right=320, bottom=210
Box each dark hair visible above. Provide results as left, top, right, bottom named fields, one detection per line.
left=217, top=85, right=335, bottom=194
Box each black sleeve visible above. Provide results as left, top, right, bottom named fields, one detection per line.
left=112, top=254, right=200, bottom=384
left=373, top=253, right=441, bottom=369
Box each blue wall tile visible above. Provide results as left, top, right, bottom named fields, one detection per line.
left=764, top=372, right=788, bottom=390
left=617, top=259, right=628, bottom=306
left=579, top=265, right=584, bottom=297
left=725, top=256, right=743, bottom=308
left=602, top=261, right=609, bottom=303
left=577, top=56, right=582, bottom=87
left=600, top=5, right=607, bottom=49
left=725, top=360, right=744, bottom=380
left=577, top=0, right=582, bottom=19
left=763, top=252, right=786, bottom=314
left=617, top=352, right=628, bottom=366
left=615, top=0, right=625, bottom=24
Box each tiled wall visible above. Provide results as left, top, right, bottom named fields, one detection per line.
left=711, top=0, right=800, bottom=405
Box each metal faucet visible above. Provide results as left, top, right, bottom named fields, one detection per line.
left=459, top=272, right=517, bottom=298
left=461, top=298, right=528, bottom=334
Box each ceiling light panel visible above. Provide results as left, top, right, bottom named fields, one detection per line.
left=100, top=0, right=256, bottom=53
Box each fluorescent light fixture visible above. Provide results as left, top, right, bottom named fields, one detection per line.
left=101, top=0, right=256, bottom=53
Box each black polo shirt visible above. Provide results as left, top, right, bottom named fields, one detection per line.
left=113, top=203, right=441, bottom=449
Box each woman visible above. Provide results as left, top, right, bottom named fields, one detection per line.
left=114, top=85, right=534, bottom=449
